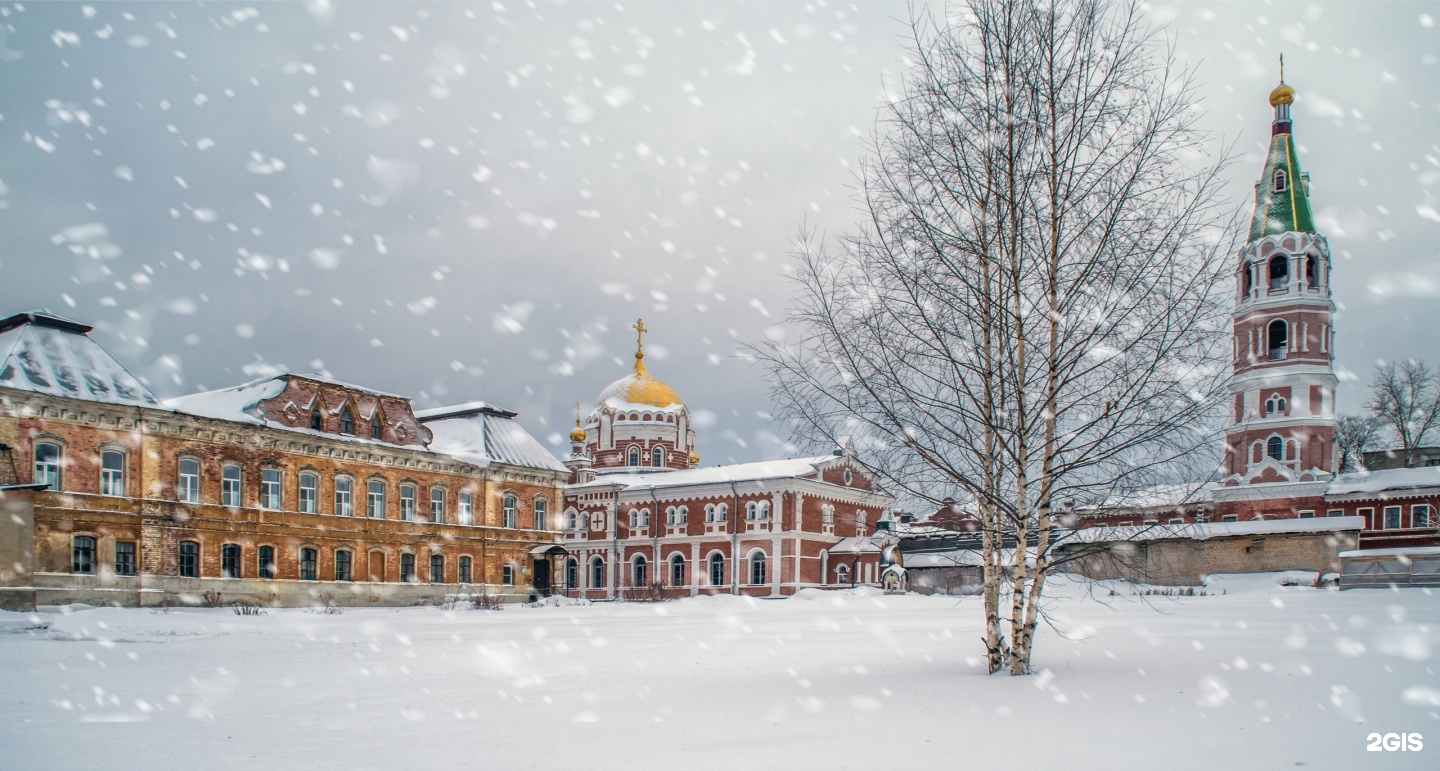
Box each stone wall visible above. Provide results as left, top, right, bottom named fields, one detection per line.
left=1056, top=529, right=1358, bottom=585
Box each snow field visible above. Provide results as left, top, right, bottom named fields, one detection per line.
left=0, top=575, right=1436, bottom=770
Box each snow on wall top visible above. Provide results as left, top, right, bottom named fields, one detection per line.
left=163, top=377, right=288, bottom=424
left=1061, top=515, right=1365, bottom=544
left=0, top=311, right=160, bottom=407
left=1327, top=467, right=1440, bottom=497
left=423, top=411, right=566, bottom=472
left=570, top=455, right=835, bottom=491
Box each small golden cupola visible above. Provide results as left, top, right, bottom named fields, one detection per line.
left=569, top=402, right=586, bottom=443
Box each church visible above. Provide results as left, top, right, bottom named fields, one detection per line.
left=553, top=320, right=894, bottom=599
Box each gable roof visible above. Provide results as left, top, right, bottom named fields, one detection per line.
left=422, top=408, right=566, bottom=472
left=0, top=310, right=160, bottom=407
left=568, top=455, right=838, bottom=492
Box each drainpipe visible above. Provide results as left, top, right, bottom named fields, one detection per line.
left=649, top=486, right=661, bottom=592
left=611, top=483, right=621, bottom=600
left=729, top=481, right=740, bottom=595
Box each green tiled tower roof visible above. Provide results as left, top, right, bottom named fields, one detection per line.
left=1247, top=72, right=1316, bottom=242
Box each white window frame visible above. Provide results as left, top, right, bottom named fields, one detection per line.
left=177, top=458, right=201, bottom=503
left=221, top=464, right=242, bottom=507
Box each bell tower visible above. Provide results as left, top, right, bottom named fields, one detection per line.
left=1215, top=61, right=1338, bottom=519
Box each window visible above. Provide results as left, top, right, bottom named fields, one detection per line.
left=1268, top=255, right=1288, bottom=292
left=459, top=556, right=472, bottom=584
left=370, top=416, right=382, bottom=440
left=310, top=408, right=323, bottom=431
left=100, top=450, right=125, bottom=497
left=1242, top=263, right=1253, bottom=297
left=335, top=477, right=353, bottom=517
left=534, top=497, right=547, bottom=530
left=565, top=558, right=578, bottom=590
left=749, top=552, right=767, bottom=585
left=179, top=541, right=200, bottom=578
left=502, top=494, right=517, bottom=528
left=339, top=409, right=355, bottom=435
left=708, top=553, right=725, bottom=586
left=835, top=564, right=850, bottom=584
left=399, top=485, right=416, bottom=521
left=335, top=550, right=352, bottom=581
left=178, top=458, right=200, bottom=503
left=502, top=563, right=513, bottom=586
left=222, top=464, right=242, bottom=507
left=653, top=447, right=664, bottom=467
left=1384, top=506, right=1402, bottom=530
left=115, top=542, right=136, bottom=577
left=1267, top=319, right=1288, bottom=360
left=632, top=555, right=648, bottom=587
left=844, top=469, right=854, bottom=485
left=260, top=468, right=282, bottom=510
left=1306, top=254, right=1319, bottom=289
left=1327, top=509, right=1345, bottom=518
left=367, top=480, right=386, bottom=519
left=300, top=548, right=317, bottom=581
left=822, top=505, right=835, bottom=529
left=676, top=506, right=687, bottom=525
left=705, top=504, right=717, bottom=523
left=590, top=557, right=605, bottom=589
left=1265, top=395, right=1288, bottom=416
left=1266, top=436, right=1284, bottom=462
left=1299, top=511, right=1314, bottom=519
left=628, top=447, right=640, bottom=466
left=258, top=546, right=275, bottom=579
left=746, top=502, right=757, bottom=521
left=72, top=536, right=96, bottom=574
left=1273, top=168, right=1288, bottom=192
left=1221, top=515, right=1238, bottom=523
left=855, top=510, right=868, bottom=537
left=459, top=492, right=473, bottom=525
left=299, top=473, right=318, bottom=514
left=430, top=554, right=444, bottom=583
left=400, top=553, right=416, bottom=583
left=1415, top=505, right=1434, bottom=529
left=221, top=544, right=241, bottom=578
left=34, top=442, right=60, bottom=489
left=669, top=554, right=685, bottom=587
left=567, top=510, right=578, bottom=531
left=430, top=489, right=446, bottom=524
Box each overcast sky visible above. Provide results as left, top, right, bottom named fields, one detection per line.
left=3, top=1, right=1439, bottom=467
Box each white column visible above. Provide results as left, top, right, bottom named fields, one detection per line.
left=690, top=540, right=700, bottom=596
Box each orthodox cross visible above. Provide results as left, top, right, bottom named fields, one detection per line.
left=632, top=318, right=648, bottom=355
left=574, top=402, right=583, bottom=427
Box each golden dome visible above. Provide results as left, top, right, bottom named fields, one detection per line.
left=1268, top=82, right=1294, bottom=107
left=688, top=451, right=699, bottom=465
left=597, top=356, right=683, bottom=409
left=569, top=426, right=586, bottom=442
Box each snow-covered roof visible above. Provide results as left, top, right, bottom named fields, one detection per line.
left=164, top=376, right=286, bottom=424
left=1074, top=482, right=1214, bottom=512
left=1327, top=467, right=1440, bottom=497
left=569, top=455, right=835, bottom=492
left=1061, top=515, right=1365, bottom=544
left=415, top=401, right=507, bottom=420
left=1338, top=546, right=1440, bottom=559
left=0, top=310, right=160, bottom=407
left=284, top=372, right=407, bottom=400
left=828, top=534, right=889, bottom=554
left=423, top=411, right=566, bottom=472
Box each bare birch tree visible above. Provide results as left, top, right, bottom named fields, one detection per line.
left=1334, top=414, right=1382, bottom=472
left=754, top=0, right=1234, bottom=675
left=1367, top=359, right=1440, bottom=466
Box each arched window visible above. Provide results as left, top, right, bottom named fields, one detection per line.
left=632, top=555, right=648, bottom=587
left=758, top=502, right=770, bottom=520
left=502, top=494, right=517, bottom=528
left=100, top=450, right=126, bottom=497
left=653, top=446, right=664, bottom=467
left=334, top=477, right=354, bottom=517
left=1273, top=168, right=1288, bottom=193
left=1306, top=254, right=1319, bottom=289
left=642, top=413, right=652, bottom=422
left=179, top=541, right=200, bottom=578
left=222, top=464, right=242, bottom=507
left=705, top=504, right=717, bottom=523
left=399, top=485, right=416, bottom=521
left=676, top=506, right=687, bottom=525
left=339, top=408, right=355, bottom=435
left=708, top=553, right=725, bottom=586
left=749, top=551, right=767, bottom=585
left=260, top=468, right=282, bottom=510
left=1266, top=436, right=1284, bottom=462
left=746, top=502, right=757, bottom=521
left=177, top=458, right=200, bottom=503
left=669, top=554, right=685, bottom=586
left=1267, top=319, right=1288, bottom=360
left=221, top=544, right=241, bottom=578
left=300, top=548, right=318, bottom=581
left=430, top=488, right=446, bottom=524
left=459, top=556, right=472, bottom=584
left=590, top=556, right=605, bottom=589
left=400, top=553, right=416, bottom=583
left=459, top=492, right=474, bottom=526
left=566, top=510, right=578, bottom=531
left=430, top=554, right=445, bottom=583
left=1241, top=263, right=1253, bottom=297
left=565, top=558, right=578, bottom=590
left=835, top=563, right=851, bottom=585
left=534, top=497, right=547, bottom=530
left=628, top=447, right=640, bottom=467
left=310, top=407, right=323, bottom=431
left=370, top=416, right=383, bottom=440
left=367, top=480, right=386, bottom=519
left=258, top=546, right=275, bottom=580
left=72, top=536, right=96, bottom=574
left=335, top=550, right=352, bottom=581
left=34, top=442, right=61, bottom=489
left=1265, top=395, right=1288, bottom=416
left=844, top=469, right=854, bottom=485
left=1268, top=255, right=1288, bottom=292
left=299, top=472, right=318, bottom=513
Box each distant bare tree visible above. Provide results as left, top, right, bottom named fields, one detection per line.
left=755, top=0, right=1233, bottom=675
left=1334, top=414, right=1382, bottom=472
left=1367, top=359, right=1440, bottom=466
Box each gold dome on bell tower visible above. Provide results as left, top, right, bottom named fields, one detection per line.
left=595, top=318, right=684, bottom=409
left=1269, top=53, right=1294, bottom=107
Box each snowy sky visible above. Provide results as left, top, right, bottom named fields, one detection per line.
left=3, top=1, right=1438, bottom=467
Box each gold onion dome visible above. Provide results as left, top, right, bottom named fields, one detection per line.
left=689, top=451, right=700, bottom=465
left=569, top=425, right=586, bottom=442
left=1269, top=82, right=1294, bottom=107
left=596, top=318, right=683, bottom=409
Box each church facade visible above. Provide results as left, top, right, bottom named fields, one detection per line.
left=554, top=322, right=894, bottom=599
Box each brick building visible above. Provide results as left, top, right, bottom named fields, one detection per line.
left=555, top=321, right=893, bottom=598
left=0, top=310, right=566, bottom=610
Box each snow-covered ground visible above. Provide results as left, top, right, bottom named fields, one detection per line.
left=1, top=575, right=1436, bottom=770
